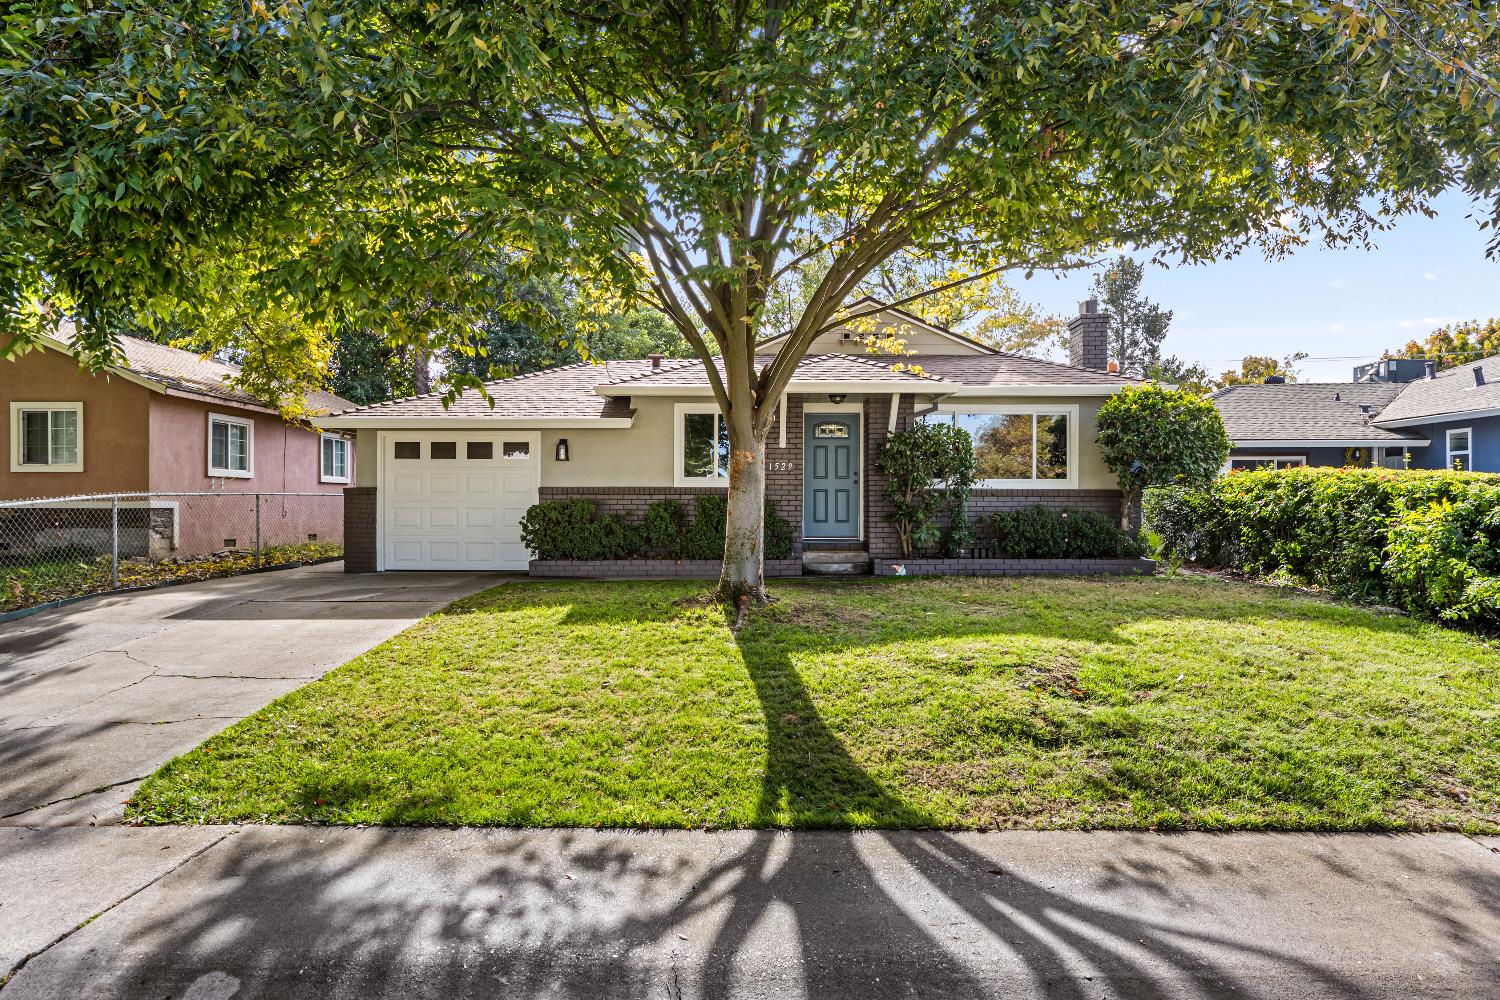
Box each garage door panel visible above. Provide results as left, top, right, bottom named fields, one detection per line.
left=382, top=433, right=538, bottom=571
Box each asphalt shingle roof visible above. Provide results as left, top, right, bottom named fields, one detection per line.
left=57, top=326, right=354, bottom=414
left=1372, top=355, right=1500, bottom=425
left=913, top=354, right=1144, bottom=387
left=600, top=352, right=944, bottom=390
left=1211, top=382, right=1421, bottom=443
left=333, top=360, right=654, bottom=419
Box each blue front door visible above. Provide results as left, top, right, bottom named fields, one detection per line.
left=804, top=413, right=860, bottom=538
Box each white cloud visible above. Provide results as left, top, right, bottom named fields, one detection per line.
left=1423, top=272, right=1438, bottom=281
left=1399, top=316, right=1462, bottom=329
left=1329, top=323, right=1343, bottom=332
left=1329, top=278, right=1347, bottom=290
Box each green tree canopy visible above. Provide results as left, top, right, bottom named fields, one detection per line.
left=1090, top=256, right=1173, bottom=377
left=1215, top=352, right=1312, bottom=388
left=1392, top=318, right=1500, bottom=370
left=3, top=0, right=1498, bottom=596
left=1096, top=384, right=1232, bottom=530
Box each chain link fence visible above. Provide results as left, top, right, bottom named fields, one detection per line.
left=1, top=491, right=344, bottom=615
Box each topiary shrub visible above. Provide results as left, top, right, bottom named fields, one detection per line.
left=1096, top=384, right=1231, bottom=532
left=641, top=499, right=685, bottom=557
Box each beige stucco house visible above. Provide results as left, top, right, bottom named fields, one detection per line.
left=324, top=298, right=1139, bottom=574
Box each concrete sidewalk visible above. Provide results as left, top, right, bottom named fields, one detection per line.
left=2, top=826, right=1497, bottom=998
left=0, top=563, right=510, bottom=826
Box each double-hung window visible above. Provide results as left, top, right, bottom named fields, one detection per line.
left=10, top=402, right=83, bottom=472
left=320, top=433, right=350, bottom=483
left=1447, top=427, right=1473, bottom=471
left=675, top=403, right=731, bottom=485
left=922, top=405, right=1078, bottom=488
left=208, top=413, right=254, bottom=478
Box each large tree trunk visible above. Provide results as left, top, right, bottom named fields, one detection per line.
left=717, top=406, right=769, bottom=604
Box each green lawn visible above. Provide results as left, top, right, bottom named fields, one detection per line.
left=130, top=576, right=1500, bottom=832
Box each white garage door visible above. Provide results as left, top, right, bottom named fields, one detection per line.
left=380, top=432, right=539, bottom=570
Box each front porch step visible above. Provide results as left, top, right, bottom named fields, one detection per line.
left=802, top=548, right=873, bottom=576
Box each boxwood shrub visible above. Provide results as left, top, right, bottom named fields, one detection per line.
left=519, top=496, right=795, bottom=562
left=976, top=505, right=1143, bottom=559
left=1144, top=467, right=1500, bottom=625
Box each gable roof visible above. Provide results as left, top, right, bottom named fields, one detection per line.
left=596, top=352, right=950, bottom=394
left=1371, top=354, right=1500, bottom=426
left=47, top=326, right=354, bottom=415
left=324, top=360, right=653, bottom=425
left=1211, top=382, right=1424, bottom=445
left=754, top=295, right=999, bottom=355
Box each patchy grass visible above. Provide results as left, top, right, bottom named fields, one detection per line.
left=1, top=541, right=342, bottom=613
left=130, top=576, right=1500, bottom=832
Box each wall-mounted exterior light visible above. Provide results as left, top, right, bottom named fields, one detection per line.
left=828, top=393, right=847, bottom=404
left=555, top=438, right=570, bottom=462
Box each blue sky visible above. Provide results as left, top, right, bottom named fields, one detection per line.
left=1021, top=188, right=1499, bottom=382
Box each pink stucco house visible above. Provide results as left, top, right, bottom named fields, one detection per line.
left=2, top=330, right=354, bottom=557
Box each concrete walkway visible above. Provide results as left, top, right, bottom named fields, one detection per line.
left=2, top=826, right=1497, bottom=998
left=0, top=563, right=510, bottom=826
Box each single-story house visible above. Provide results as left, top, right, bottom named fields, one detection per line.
left=322, top=298, right=1142, bottom=574
left=1213, top=355, right=1500, bottom=473
left=2, top=328, right=355, bottom=557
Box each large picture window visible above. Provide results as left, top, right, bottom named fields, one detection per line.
left=923, top=406, right=1077, bottom=487
left=208, top=413, right=254, bottom=478
left=10, top=402, right=83, bottom=472
left=675, top=404, right=731, bottom=484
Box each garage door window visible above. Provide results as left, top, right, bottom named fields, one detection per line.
left=467, top=441, right=494, bottom=460
left=503, top=442, right=531, bottom=459
left=394, top=441, right=421, bottom=459
left=431, top=441, right=458, bottom=459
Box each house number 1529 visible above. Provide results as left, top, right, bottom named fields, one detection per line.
left=767, top=460, right=795, bottom=472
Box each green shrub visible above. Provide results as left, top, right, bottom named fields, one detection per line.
left=518, top=500, right=644, bottom=560
left=877, top=422, right=976, bottom=557
left=641, top=499, right=685, bottom=557
left=1144, top=467, right=1500, bottom=625
left=979, top=505, right=1143, bottom=559
left=1095, top=384, right=1230, bottom=531
left=679, top=495, right=794, bottom=560
left=523, top=495, right=793, bottom=562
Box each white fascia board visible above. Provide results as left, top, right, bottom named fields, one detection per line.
left=1232, top=438, right=1430, bottom=448
left=318, top=416, right=636, bottom=430
left=596, top=380, right=958, bottom=397
left=1374, top=406, right=1500, bottom=428
left=938, top=384, right=1130, bottom=397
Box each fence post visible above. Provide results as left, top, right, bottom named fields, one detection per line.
left=254, top=494, right=262, bottom=566
left=111, top=494, right=120, bottom=588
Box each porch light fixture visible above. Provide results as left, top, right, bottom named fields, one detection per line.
left=555, top=438, right=570, bottom=462
left=828, top=393, right=847, bottom=404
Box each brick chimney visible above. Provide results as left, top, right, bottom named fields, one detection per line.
left=1068, top=299, right=1110, bottom=371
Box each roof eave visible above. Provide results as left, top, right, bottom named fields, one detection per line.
left=318, top=415, right=637, bottom=430
left=595, top=379, right=961, bottom=397
left=1231, top=437, right=1430, bottom=448
left=1374, top=405, right=1500, bottom=428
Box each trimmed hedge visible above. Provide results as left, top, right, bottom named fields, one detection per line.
left=519, top=496, right=795, bottom=563
left=1144, top=467, right=1500, bottom=624
left=975, top=504, right=1143, bottom=559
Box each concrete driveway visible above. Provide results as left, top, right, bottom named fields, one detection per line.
left=0, top=562, right=510, bottom=827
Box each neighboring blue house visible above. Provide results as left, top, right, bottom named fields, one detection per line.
left=1212, top=355, right=1500, bottom=473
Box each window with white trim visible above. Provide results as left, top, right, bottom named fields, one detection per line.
left=1376, top=446, right=1410, bottom=470
left=10, top=402, right=83, bottom=472
left=208, top=413, right=254, bottom=478
left=921, top=406, right=1077, bottom=487
left=675, top=403, right=731, bottom=484
left=1227, top=455, right=1307, bottom=472
left=320, top=433, right=350, bottom=483
left=1447, top=427, right=1472, bottom=472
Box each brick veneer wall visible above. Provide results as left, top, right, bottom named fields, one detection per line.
left=342, top=486, right=377, bottom=573
left=530, top=559, right=802, bottom=579
left=968, top=488, right=1124, bottom=520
